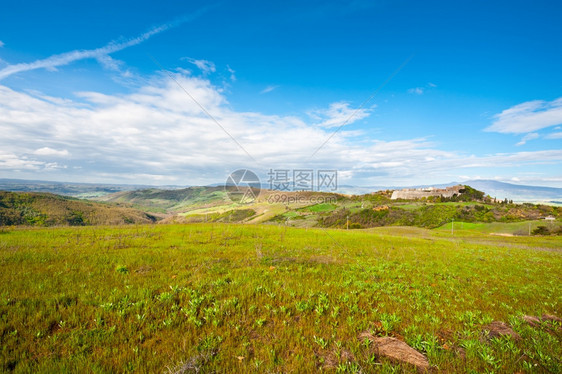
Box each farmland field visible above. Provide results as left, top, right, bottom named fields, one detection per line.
left=1, top=224, right=561, bottom=373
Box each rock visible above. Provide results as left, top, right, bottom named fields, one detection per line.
left=482, top=321, right=521, bottom=340
left=522, top=314, right=562, bottom=331
left=541, top=314, right=562, bottom=323
left=360, top=333, right=429, bottom=372
left=522, top=315, right=541, bottom=327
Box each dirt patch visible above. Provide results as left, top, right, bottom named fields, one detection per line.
left=319, top=349, right=355, bottom=370
left=522, top=314, right=562, bottom=331
left=541, top=314, right=562, bottom=323
left=359, top=333, right=429, bottom=372
left=135, top=265, right=153, bottom=274
left=522, top=315, right=541, bottom=327
left=482, top=321, right=521, bottom=341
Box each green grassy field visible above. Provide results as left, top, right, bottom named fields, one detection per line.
left=436, top=220, right=560, bottom=236
left=1, top=224, right=561, bottom=373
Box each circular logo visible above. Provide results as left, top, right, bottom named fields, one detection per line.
left=225, top=169, right=261, bottom=203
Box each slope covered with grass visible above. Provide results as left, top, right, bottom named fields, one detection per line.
left=1, top=224, right=560, bottom=372
left=0, top=191, right=157, bottom=226
left=96, top=187, right=229, bottom=213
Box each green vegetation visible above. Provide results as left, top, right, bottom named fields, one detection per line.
left=317, top=197, right=560, bottom=230
left=96, top=187, right=228, bottom=213
left=0, top=191, right=156, bottom=227
left=437, top=220, right=562, bottom=236
left=300, top=203, right=337, bottom=213
left=3, top=186, right=561, bottom=237
left=1, top=224, right=560, bottom=372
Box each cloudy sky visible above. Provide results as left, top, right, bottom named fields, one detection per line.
left=0, top=0, right=561, bottom=188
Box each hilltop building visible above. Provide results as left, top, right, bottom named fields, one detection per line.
left=391, top=185, right=465, bottom=200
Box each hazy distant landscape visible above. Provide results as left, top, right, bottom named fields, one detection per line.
left=1, top=1, right=561, bottom=373
left=2, top=178, right=562, bottom=204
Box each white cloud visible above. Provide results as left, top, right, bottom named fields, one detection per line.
left=486, top=97, right=562, bottom=134
left=309, top=101, right=372, bottom=128
left=1, top=74, right=562, bottom=186
left=183, top=58, right=216, bottom=74
left=0, top=152, right=44, bottom=170
left=95, top=55, right=124, bottom=71
left=515, top=132, right=539, bottom=146
left=546, top=131, right=562, bottom=139
left=408, top=83, right=436, bottom=95
left=260, top=85, right=278, bottom=94
left=226, top=65, right=236, bottom=82
left=0, top=41, right=4, bottom=48
left=33, top=147, right=70, bottom=157
left=0, top=13, right=203, bottom=80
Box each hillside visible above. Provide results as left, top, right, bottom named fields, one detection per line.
left=7, top=184, right=558, bottom=231
left=95, top=186, right=228, bottom=213
left=336, top=180, right=562, bottom=204
left=0, top=191, right=157, bottom=226
left=264, top=186, right=561, bottom=231
left=317, top=200, right=560, bottom=230
left=94, top=185, right=561, bottom=232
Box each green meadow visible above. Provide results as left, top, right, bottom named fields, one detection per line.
left=1, top=224, right=561, bottom=373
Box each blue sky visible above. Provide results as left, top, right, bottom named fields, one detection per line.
left=0, top=0, right=561, bottom=188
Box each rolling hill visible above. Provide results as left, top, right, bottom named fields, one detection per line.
left=95, top=186, right=229, bottom=213
left=0, top=191, right=158, bottom=226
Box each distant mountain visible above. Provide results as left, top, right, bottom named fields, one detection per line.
left=460, top=180, right=562, bottom=204
left=0, top=178, right=184, bottom=198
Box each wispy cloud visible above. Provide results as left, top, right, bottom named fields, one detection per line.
left=408, top=82, right=437, bottom=95
left=546, top=131, right=562, bottom=139
left=260, top=85, right=278, bottom=94
left=486, top=97, right=562, bottom=134
left=226, top=65, right=236, bottom=82
left=33, top=147, right=69, bottom=157
left=183, top=58, right=216, bottom=74
left=516, top=132, right=539, bottom=146
left=0, top=13, right=205, bottom=80
left=0, top=41, right=4, bottom=48
left=309, top=101, right=372, bottom=128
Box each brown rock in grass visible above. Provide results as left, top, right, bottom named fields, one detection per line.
left=541, top=314, right=562, bottom=323
left=523, top=314, right=562, bottom=331
left=522, top=315, right=541, bottom=327
left=360, top=333, right=429, bottom=372
left=482, top=321, right=521, bottom=340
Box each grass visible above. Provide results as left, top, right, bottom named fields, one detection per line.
left=300, top=203, right=337, bottom=213
left=1, top=224, right=561, bottom=373
left=437, top=220, right=561, bottom=236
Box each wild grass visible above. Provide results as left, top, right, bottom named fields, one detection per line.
left=0, top=224, right=560, bottom=372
